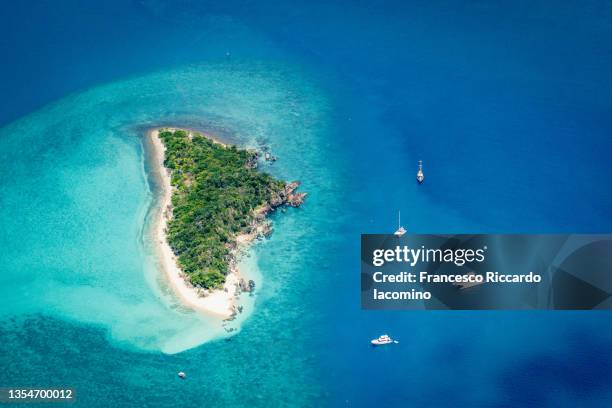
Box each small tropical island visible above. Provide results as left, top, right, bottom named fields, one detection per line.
left=148, top=128, right=305, bottom=317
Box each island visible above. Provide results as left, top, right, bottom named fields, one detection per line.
left=148, top=128, right=306, bottom=318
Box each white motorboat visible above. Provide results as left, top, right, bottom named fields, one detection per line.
left=371, top=334, right=395, bottom=346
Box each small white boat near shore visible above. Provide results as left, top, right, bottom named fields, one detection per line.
left=371, top=334, right=398, bottom=346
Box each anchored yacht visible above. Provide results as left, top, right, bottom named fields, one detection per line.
left=371, top=334, right=397, bottom=346
left=417, top=160, right=424, bottom=184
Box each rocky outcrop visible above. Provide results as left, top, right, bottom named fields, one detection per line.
left=245, top=150, right=259, bottom=169
left=269, top=193, right=284, bottom=208
left=237, top=278, right=257, bottom=294
left=269, top=181, right=307, bottom=209
left=285, top=181, right=307, bottom=207
left=264, top=152, right=277, bottom=162
left=285, top=181, right=300, bottom=194
left=287, top=191, right=306, bottom=207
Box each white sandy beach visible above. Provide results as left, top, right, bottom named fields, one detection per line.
left=148, top=128, right=242, bottom=318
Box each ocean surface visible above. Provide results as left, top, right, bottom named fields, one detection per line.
left=1, top=1, right=612, bottom=406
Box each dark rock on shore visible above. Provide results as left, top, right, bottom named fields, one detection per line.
left=238, top=278, right=250, bottom=292
left=269, top=181, right=307, bottom=209
left=238, top=278, right=257, bottom=293
left=288, top=191, right=307, bottom=207
left=264, top=152, right=277, bottom=162
left=245, top=151, right=259, bottom=168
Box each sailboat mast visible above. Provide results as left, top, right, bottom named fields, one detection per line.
left=398, top=211, right=401, bottom=229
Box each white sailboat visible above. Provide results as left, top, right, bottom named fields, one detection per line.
left=394, top=211, right=406, bottom=237
left=417, top=160, right=424, bottom=184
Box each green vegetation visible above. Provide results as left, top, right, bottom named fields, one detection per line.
left=158, top=129, right=286, bottom=289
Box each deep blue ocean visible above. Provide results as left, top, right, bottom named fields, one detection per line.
left=1, top=1, right=612, bottom=407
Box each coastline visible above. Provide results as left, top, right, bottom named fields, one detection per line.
left=148, top=128, right=245, bottom=318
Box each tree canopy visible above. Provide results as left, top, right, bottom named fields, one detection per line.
left=159, top=129, right=286, bottom=289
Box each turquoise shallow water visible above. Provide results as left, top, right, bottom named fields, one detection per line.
left=0, top=62, right=337, bottom=355
left=0, top=62, right=344, bottom=405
